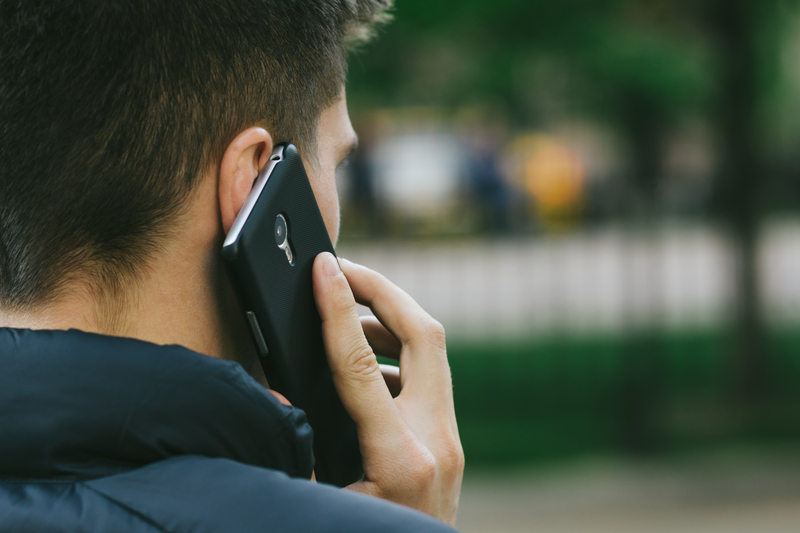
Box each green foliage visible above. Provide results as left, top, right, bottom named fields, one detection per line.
left=348, top=0, right=798, bottom=129
left=448, top=330, right=800, bottom=466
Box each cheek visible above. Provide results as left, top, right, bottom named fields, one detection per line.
left=309, top=169, right=340, bottom=245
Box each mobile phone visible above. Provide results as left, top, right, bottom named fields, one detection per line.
left=221, top=143, right=362, bottom=487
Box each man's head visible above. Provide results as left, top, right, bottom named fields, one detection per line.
left=0, top=0, right=389, bottom=313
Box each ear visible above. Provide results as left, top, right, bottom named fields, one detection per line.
left=219, top=127, right=274, bottom=235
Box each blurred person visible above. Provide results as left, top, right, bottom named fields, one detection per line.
left=464, top=129, right=514, bottom=234
left=0, top=2, right=463, bottom=532
left=348, top=117, right=387, bottom=235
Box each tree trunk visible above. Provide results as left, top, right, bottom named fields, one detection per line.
left=619, top=88, right=665, bottom=454
left=712, top=0, right=768, bottom=401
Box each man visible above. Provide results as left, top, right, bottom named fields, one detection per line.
left=0, top=1, right=464, bottom=531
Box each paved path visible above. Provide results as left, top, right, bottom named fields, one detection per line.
left=455, top=450, right=800, bottom=533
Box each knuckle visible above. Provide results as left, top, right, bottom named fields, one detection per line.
left=441, top=440, right=465, bottom=474
left=421, top=317, right=447, bottom=348
left=343, top=343, right=379, bottom=379
left=431, top=426, right=464, bottom=474
left=405, top=449, right=437, bottom=489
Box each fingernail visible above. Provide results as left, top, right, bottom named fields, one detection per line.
left=322, top=252, right=341, bottom=277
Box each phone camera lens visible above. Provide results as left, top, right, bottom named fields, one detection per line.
left=275, top=214, right=288, bottom=247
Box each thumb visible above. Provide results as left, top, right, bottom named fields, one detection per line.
left=312, top=252, right=401, bottom=438
left=268, top=390, right=292, bottom=406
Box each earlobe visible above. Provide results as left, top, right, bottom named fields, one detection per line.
left=219, top=128, right=274, bottom=235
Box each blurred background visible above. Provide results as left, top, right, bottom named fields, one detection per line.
left=340, top=0, right=800, bottom=531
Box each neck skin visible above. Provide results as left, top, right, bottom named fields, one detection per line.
left=0, top=169, right=268, bottom=385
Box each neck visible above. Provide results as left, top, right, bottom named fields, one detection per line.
left=0, top=248, right=222, bottom=352
left=0, top=177, right=266, bottom=386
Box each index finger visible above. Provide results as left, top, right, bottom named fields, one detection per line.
left=312, top=253, right=405, bottom=445
left=339, top=258, right=447, bottom=351
left=338, top=258, right=452, bottom=396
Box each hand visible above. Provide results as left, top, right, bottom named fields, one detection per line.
left=312, top=253, right=464, bottom=525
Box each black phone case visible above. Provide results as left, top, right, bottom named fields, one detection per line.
left=221, top=144, right=362, bottom=487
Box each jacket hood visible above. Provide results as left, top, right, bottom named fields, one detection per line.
left=0, top=328, right=314, bottom=480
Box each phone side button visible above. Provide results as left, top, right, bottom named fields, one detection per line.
left=245, top=311, right=270, bottom=356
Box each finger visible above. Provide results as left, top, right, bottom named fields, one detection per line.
left=339, top=258, right=451, bottom=395
left=380, top=364, right=401, bottom=398
left=361, top=316, right=401, bottom=359
left=339, top=258, right=440, bottom=349
left=312, top=253, right=404, bottom=440
left=269, top=390, right=292, bottom=407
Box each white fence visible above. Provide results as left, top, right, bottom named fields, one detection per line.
left=338, top=219, right=800, bottom=340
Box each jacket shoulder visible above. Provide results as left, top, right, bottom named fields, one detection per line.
left=86, top=456, right=458, bottom=533
left=0, top=480, right=165, bottom=533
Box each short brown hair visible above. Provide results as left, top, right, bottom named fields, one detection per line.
left=0, top=0, right=391, bottom=309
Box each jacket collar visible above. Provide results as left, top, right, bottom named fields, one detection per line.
left=0, top=328, right=314, bottom=480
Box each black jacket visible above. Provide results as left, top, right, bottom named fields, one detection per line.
left=0, top=328, right=456, bottom=532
